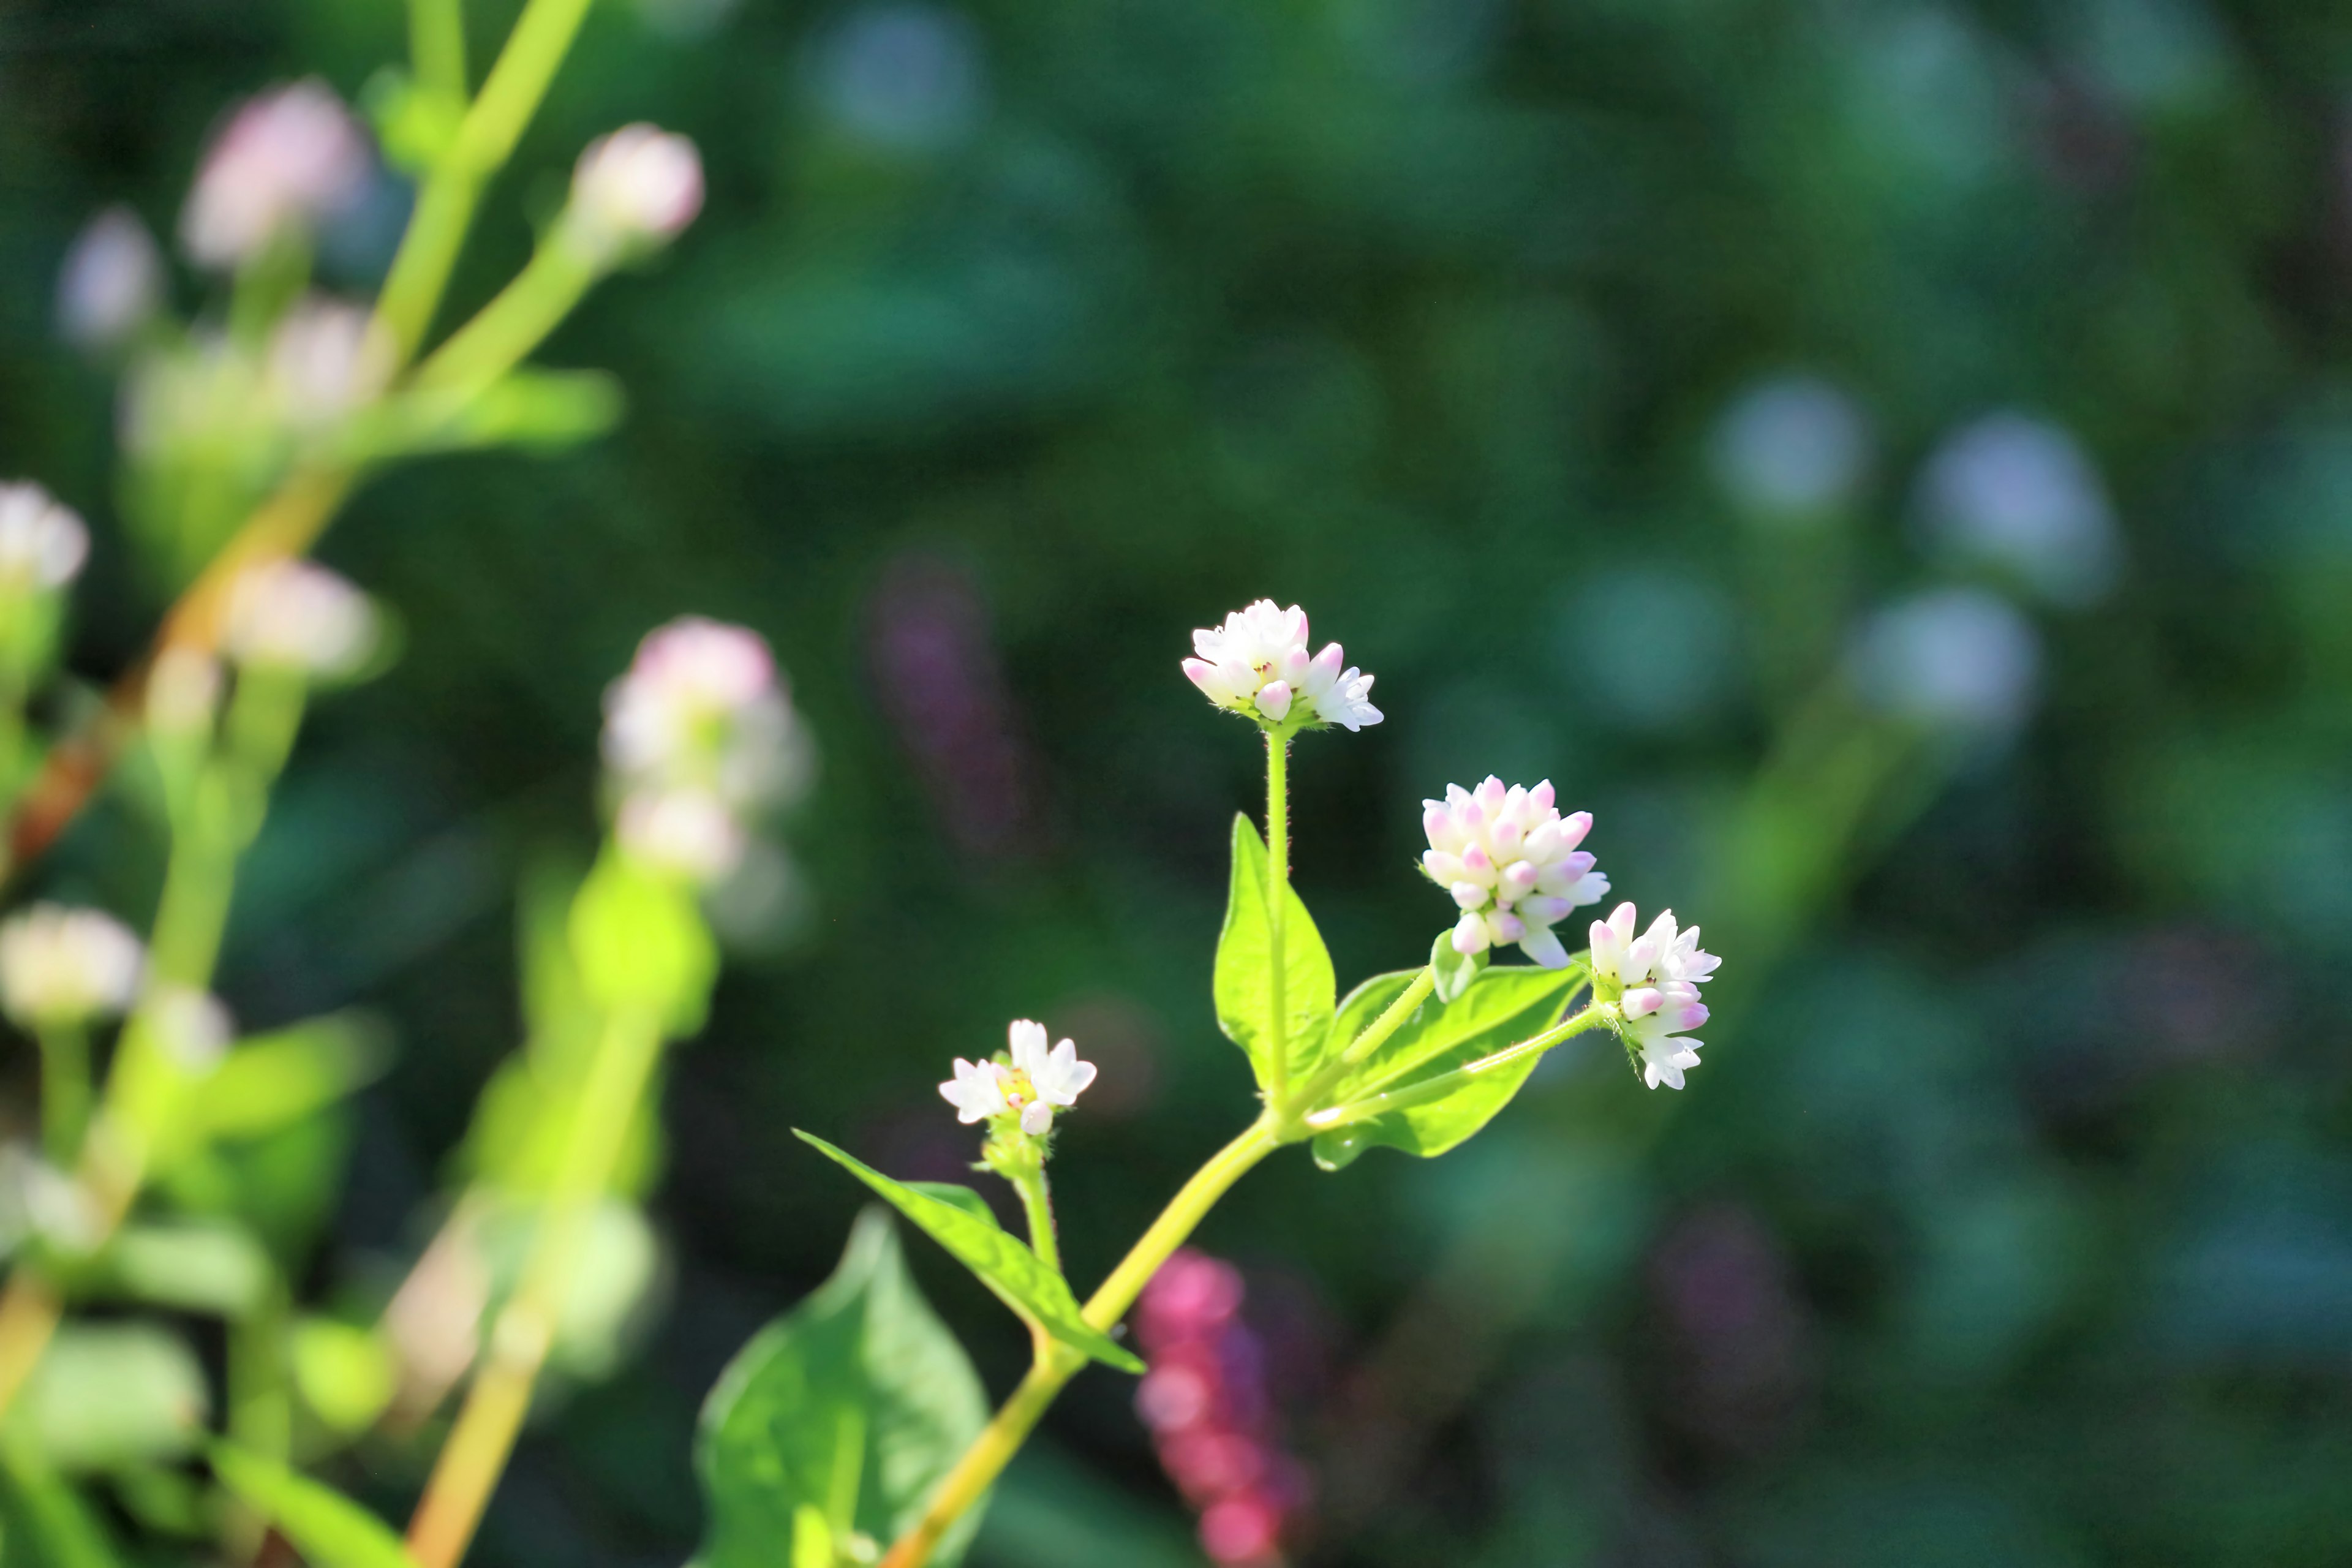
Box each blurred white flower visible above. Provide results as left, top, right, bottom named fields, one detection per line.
left=56, top=206, right=164, bottom=352
left=1183, top=600, right=1381, bottom=731
left=1711, top=374, right=1872, bottom=526
left=1588, top=902, right=1717, bottom=1091
left=940, top=1055, right=1011, bottom=1124
left=1850, top=586, right=2041, bottom=736
left=0, top=905, right=144, bottom=1030
left=565, top=126, right=704, bottom=266
left=1003, top=1018, right=1095, bottom=1136
left=615, top=788, right=747, bottom=884
left=221, top=559, right=379, bottom=678
left=266, top=296, right=393, bottom=428
left=0, top=483, right=89, bottom=594
left=1422, top=777, right=1608, bottom=969
left=1915, top=412, right=2121, bottom=607
left=180, top=80, right=371, bottom=270
left=146, top=987, right=233, bottom=1075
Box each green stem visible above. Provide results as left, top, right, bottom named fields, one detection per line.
left=1012, top=1166, right=1060, bottom=1278
left=412, top=237, right=599, bottom=396
left=1264, top=729, right=1290, bottom=1112
left=1305, top=1006, right=1614, bottom=1133
left=1288, top=964, right=1437, bottom=1123
left=878, top=1117, right=1281, bottom=1568
left=409, top=0, right=469, bottom=100
left=34, top=1025, right=89, bottom=1169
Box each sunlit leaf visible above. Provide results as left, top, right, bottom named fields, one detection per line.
left=15, top=1324, right=208, bottom=1474
left=1213, top=814, right=1337, bottom=1091
left=696, top=1209, right=990, bottom=1568
left=795, top=1134, right=1144, bottom=1373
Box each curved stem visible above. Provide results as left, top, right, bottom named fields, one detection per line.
left=1011, top=1165, right=1059, bottom=1278
left=878, top=1117, right=1280, bottom=1568
left=1287, top=965, right=1436, bottom=1125
left=1305, top=1005, right=1614, bottom=1133
left=1264, top=730, right=1290, bottom=1112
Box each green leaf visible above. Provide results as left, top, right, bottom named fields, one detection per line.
left=1213, top=814, right=1338, bottom=1090
left=795, top=1134, right=1145, bottom=1374
left=186, top=1013, right=390, bottom=1145
left=696, top=1209, right=990, bottom=1568
left=1310, top=963, right=1587, bottom=1171
left=12, top=1324, right=208, bottom=1473
left=0, top=1436, right=130, bottom=1568
left=99, top=1222, right=273, bottom=1316
left=208, top=1445, right=416, bottom=1568
left=1429, top=930, right=1488, bottom=1003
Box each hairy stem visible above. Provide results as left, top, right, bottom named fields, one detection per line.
left=405, top=1006, right=666, bottom=1568
left=1264, top=729, right=1290, bottom=1112
left=878, top=1117, right=1281, bottom=1568
left=1012, top=1166, right=1060, bottom=1278
left=1305, top=1005, right=1613, bottom=1132
left=1287, top=965, right=1437, bottom=1125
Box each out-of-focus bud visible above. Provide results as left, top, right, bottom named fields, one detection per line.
left=221, top=559, right=379, bottom=679
left=56, top=206, right=164, bottom=353
left=1914, top=413, right=2121, bottom=608
left=0, top=484, right=89, bottom=595
left=615, top=788, right=747, bottom=884
left=181, top=79, right=371, bottom=270
left=1711, top=373, right=1872, bottom=528
left=562, top=125, right=705, bottom=266
left=145, top=647, right=224, bottom=736
left=0, top=905, right=145, bottom=1030
left=1850, top=586, right=2042, bottom=737
left=265, top=296, right=393, bottom=428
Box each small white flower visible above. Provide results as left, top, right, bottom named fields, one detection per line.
left=0, top=905, right=144, bottom=1030
left=221, top=559, right=379, bottom=678
left=602, top=617, right=809, bottom=808
left=939, top=1055, right=1010, bottom=1123
left=0, top=483, right=89, bottom=594
left=1003, top=1018, right=1097, bottom=1136
left=56, top=206, right=164, bottom=352
left=1182, top=600, right=1381, bottom=731
left=1588, top=902, right=1717, bottom=1091
left=180, top=80, right=371, bottom=270
left=564, top=125, right=705, bottom=265
left=265, top=296, right=392, bottom=428
left=616, top=788, right=747, bottom=883
left=1422, top=777, right=1608, bottom=969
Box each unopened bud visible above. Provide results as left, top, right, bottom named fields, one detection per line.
left=616, top=788, right=745, bottom=883
left=181, top=79, right=371, bottom=270
left=564, top=125, right=704, bottom=265
left=0, top=905, right=145, bottom=1030
left=221, top=559, right=379, bottom=679
left=0, top=483, right=89, bottom=594
left=56, top=206, right=164, bottom=352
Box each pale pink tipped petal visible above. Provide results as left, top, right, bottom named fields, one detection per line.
left=1623, top=987, right=1664, bottom=1018
left=1499, top=860, right=1538, bottom=899
left=1531, top=779, right=1556, bottom=812
left=1452, top=910, right=1491, bottom=956
left=1485, top=909, right=1526, bottom=944
left=1021, top=1101, right=1053, bottom=1136
left=1557, top=810, right=1593, bottom=851
left=1306, top=643, right=1344, bottom=690
left=1450, top=880, right=1489, bottom=911
left=1182, top=657, right=1219, bottom=693
left=1520, top=922, right=1570, bottom=969
left=1422, top=849, right=1466, bottom=884
left=1254, top=681, right=1293, bottom=720
left=1275, top=644, right=1310, bottom=685
left=1460, top=843, right=1495, bottom=883
left=1520, top=895, right=1572, bottom=924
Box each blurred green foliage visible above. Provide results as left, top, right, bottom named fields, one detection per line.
left=7, top=0, right=2352, bottom=1562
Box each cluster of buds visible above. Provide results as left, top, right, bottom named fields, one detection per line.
left=1420, top=777, right=1609, bottom=969
left=179, top=79, right=371, bottom=270
left=1589, top=902, right=1721, bottom=1091
left=1134, top=1250, right=1312, bottom=1567
left=561, top=125, right=706, bottom=268
left=938, top=1019, right=1097, bottom=1138
left=601, top=617, right=812, bottom=886
left=221, top=559, right=381, bottom=681
left=1182, top=601, right=1381, bottom=732
left=0, top=905, right=143, bottom=1031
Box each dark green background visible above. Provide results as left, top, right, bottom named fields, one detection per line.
left=7, top=0, right=2352, bottom=1562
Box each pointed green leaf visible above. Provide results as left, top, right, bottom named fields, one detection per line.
left=208, top=1445, right=416, bottom=1568
left=796, top=1136, right=1145, bottom=1373
left=1311, top=963, right=1587, bottom=1170
left=1213, top=815, right=1338, bottom=1090
left=696, top=1209, right=990, bottom=1568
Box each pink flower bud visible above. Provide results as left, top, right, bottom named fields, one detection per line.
left=566, top=124, right=704, bottom=264
left=181, top=80, right=370, bottom=269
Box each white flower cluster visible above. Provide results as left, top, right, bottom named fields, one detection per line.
left=1421, top=777, right=1608, bottom=969
left=1182, top=601, right=1381, bottom=731
left=939, top=1019, right=1098, bottom=1137
left=0, top=483, right=89, bottom=595
left=1589, top=903, right=1720, bottom=1091
left=180, top=80, right=371, bottom=270
left=222, top=559, right=380, bottom=679
left=0, top=905, right=144, bottom=1030
left=565, top=126, right=706, bottom=266
left=602, top=617, right=811, bottom=884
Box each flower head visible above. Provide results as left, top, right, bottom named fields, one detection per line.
left=0, top=905, right=144, bottom=1030
left=0, top=484, right=89, bottom=595
left=221, top=559, right=379, bottom=678
left=564, top=125, right=705, bottom=266
left=180, top=80, right=371, bottom=269
left=1182, top=600, right=1381, bottom=731
left=937, top=1019, right=1097, bottom=1137
left=601, top=617, right=812, bottom=884
left=57, top=206, right=164, bottom=352
left=1422, top=777, right=1608, bottom=969
left=1589, top=902, right=1719, bottom=1091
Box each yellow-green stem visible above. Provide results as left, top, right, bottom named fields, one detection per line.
left=413, top=238, right=599, bottom=396
left=34, top=1025, right=89, bottom=1169
left=878, top=1117, right=1279, bottom=1568
left=405, top=1006, right=666, bottom=1568
left=1305, top=1005, right=1613, bottom=1132
left=1264, top=730, right=1290, bottom=1112
left=1012, top=1166, right=1060, bottom=1278
left=410, top=0, right=469, bottom=100
left=1288, top=964, right=1437, bottom=1122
